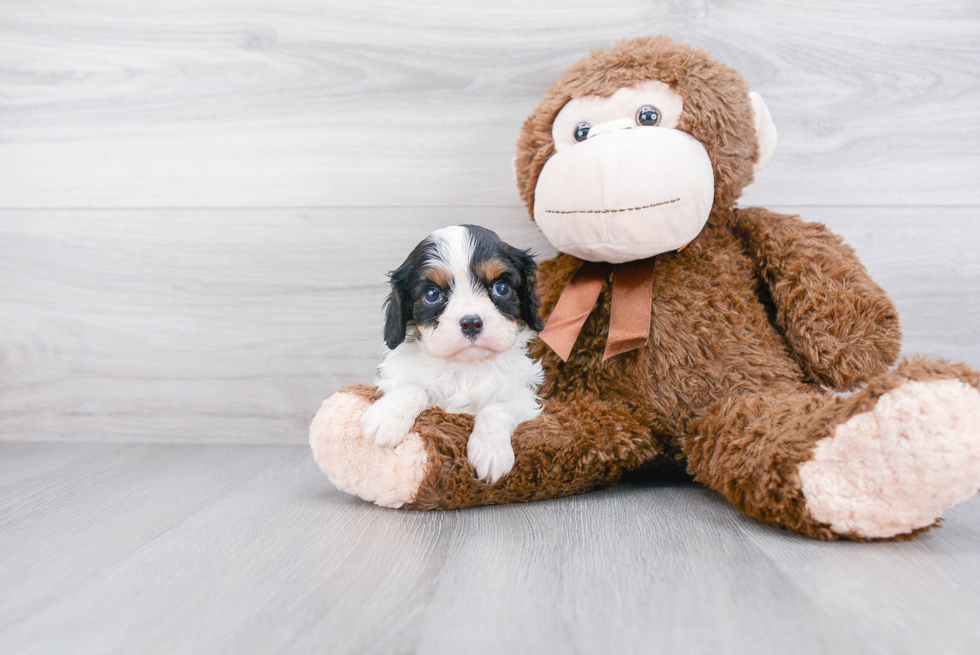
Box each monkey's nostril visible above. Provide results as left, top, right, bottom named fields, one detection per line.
left=459, top=315, right=483, bottom=338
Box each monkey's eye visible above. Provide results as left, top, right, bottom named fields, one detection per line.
left=636, top=106, right=661, bottom=127
left=573, top=122, right=591, bottom=142
left=422, top=287, right=443, bottom=305
left=492, top=279, right=512, bottom=298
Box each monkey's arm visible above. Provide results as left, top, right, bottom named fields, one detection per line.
left=310, top=383, right=663, bottom=510
left=733, top=207, right=901, bottom=391
left=408, top=390, right=661, bottom=509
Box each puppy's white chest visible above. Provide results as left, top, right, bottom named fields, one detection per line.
left=376, top=340, right=542, bottom=418
left=430, top=371, right=498, bottom=415
left=435, top=390, right=483, bottom=415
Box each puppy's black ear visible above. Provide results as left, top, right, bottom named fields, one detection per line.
left=383, top=260, right=415, bottom=350
left=510, top=247, right=544, bottom=332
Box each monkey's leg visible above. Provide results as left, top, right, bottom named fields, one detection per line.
left=684, top=358, right=980, bottom=540
left=310, top=385, right=662, bottom=509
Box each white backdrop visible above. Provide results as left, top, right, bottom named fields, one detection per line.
left=1, top=0, right=978, bottom=443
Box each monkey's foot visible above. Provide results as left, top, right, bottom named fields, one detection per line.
left=310, top=386, right=429, bottom=508
left=800, top=379, right=980, bottom=539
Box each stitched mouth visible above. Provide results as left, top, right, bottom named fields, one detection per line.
left=543, top=198, right=680, bottom=215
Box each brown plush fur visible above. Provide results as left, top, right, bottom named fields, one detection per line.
left=339, top=37, right=979, bottom=540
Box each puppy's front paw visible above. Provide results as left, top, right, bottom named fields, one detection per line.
left=467, top=428, right=515, bottom=484
left=360, top=399, right=418, bottom=449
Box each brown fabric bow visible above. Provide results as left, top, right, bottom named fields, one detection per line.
left=539, top=257, right=657, bottom=362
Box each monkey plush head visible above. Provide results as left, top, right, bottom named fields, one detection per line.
left=515, top=36, right=777, bottom=263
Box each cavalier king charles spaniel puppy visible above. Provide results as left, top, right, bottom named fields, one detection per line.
left=361, top=224, right=545, bottom=483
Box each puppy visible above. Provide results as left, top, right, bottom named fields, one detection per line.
left=361, top=224, right=545, bottom=483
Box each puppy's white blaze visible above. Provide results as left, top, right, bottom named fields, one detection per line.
left=422, top=225, right=519, bottom=361
left=429, top=225, right=474, bottom=291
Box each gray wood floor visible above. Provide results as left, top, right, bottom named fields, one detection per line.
left=2, top=442, right=979, bottom=655
left=3, top=1, right=980, bottom=653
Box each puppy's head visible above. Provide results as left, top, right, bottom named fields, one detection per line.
left=383, top=225, right=543, bottom=361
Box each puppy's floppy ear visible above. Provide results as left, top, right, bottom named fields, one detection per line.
left=383, top=259, right=415, bottom=350
left=509, top=247, right=544, bottom=332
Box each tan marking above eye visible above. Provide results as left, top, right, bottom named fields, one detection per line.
left=475, top=258, right=510, bottom=283
left=422, top=267, right=452, bottom=288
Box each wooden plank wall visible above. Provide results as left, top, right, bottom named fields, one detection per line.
left=1, top=0, right=978, bottom=443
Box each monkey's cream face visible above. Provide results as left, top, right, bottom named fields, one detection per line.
left=534, top=80, right=715, bottom=263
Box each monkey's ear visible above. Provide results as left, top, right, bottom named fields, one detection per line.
left=749, top=92, right=778, bottom=172
left=510, top=247, right=544, bottom=332
left=383, top=264, right=414, bottom=350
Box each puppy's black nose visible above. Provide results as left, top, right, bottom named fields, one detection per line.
left=459, top=315, right=483, bottom=338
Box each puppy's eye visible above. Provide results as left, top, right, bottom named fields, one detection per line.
left=636, top=106, right=661, bottom=126
left=573, top=122, right=591, bottom=142
left=422, top=287, right=443, bottom=304
left=492, top=279, right=512, bottom=298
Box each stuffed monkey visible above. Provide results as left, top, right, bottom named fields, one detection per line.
left=312, top=36, right=980, bottom=540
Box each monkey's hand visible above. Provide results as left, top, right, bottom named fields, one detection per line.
left=733, top=207, right=901, bottom=391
